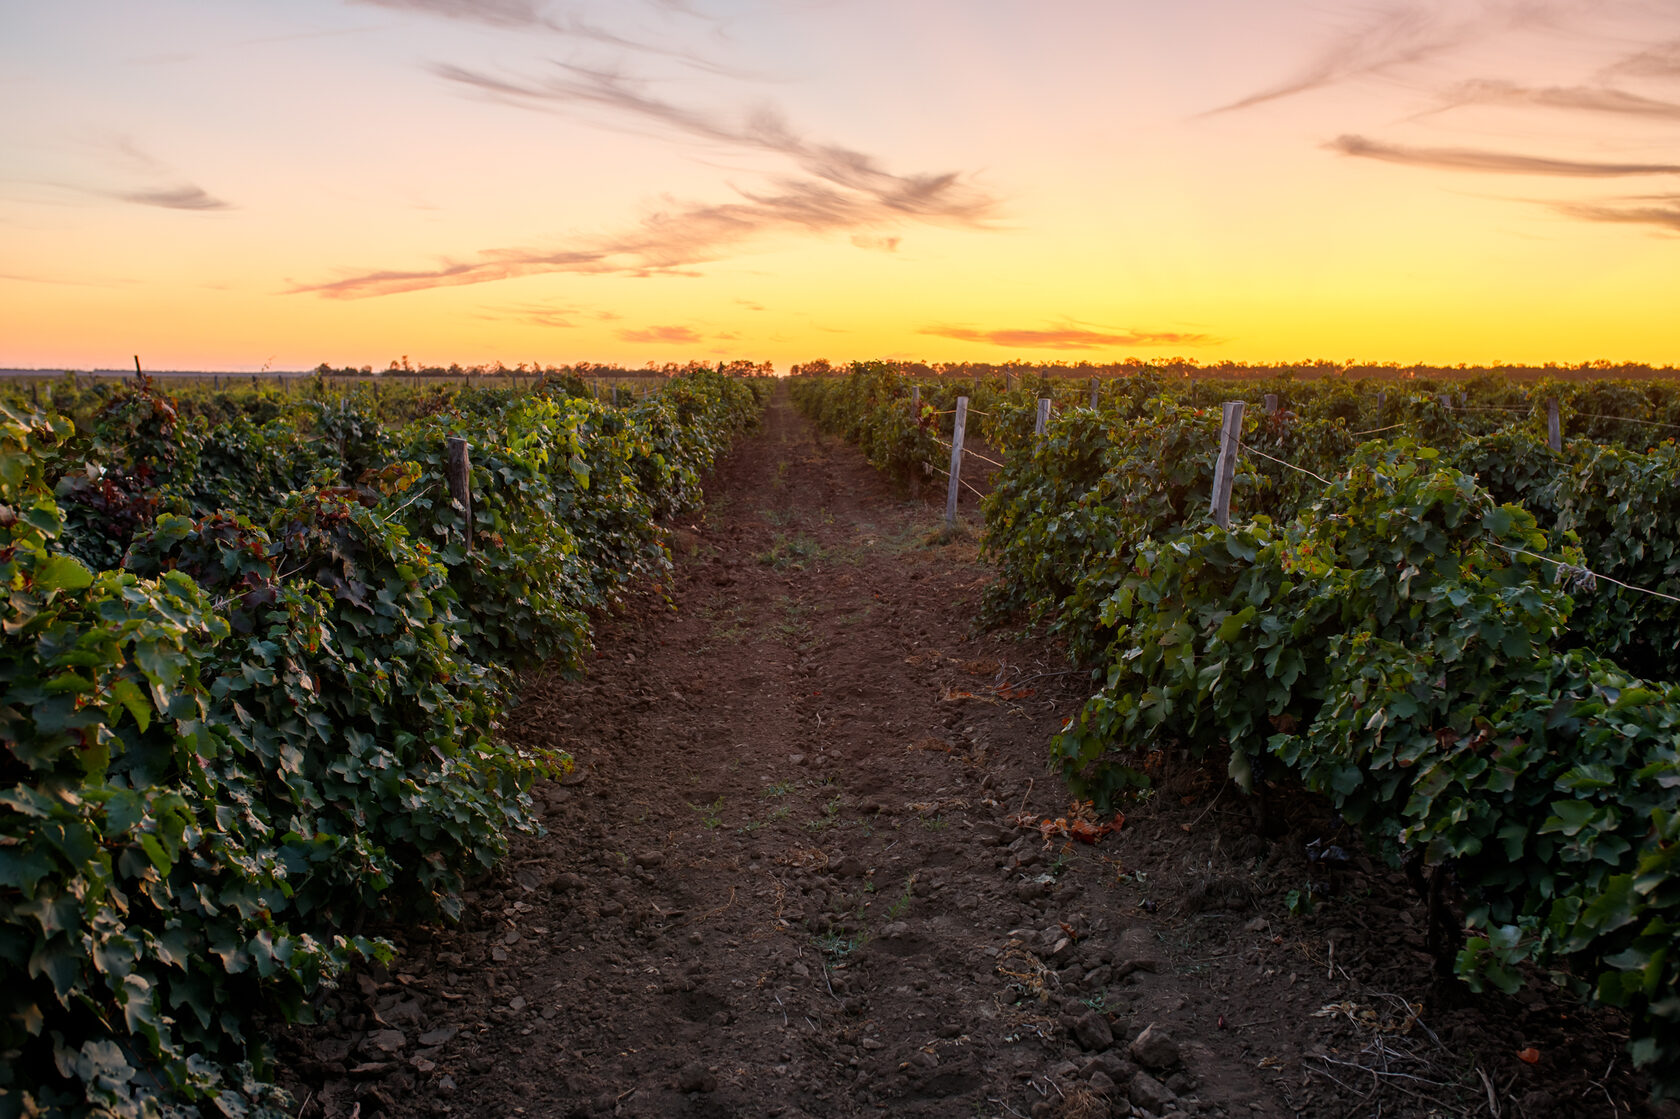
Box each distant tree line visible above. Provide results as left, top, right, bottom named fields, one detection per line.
left=788, top=357, right=1680, bottom=381
left=310, top=358, right=777, bottom=379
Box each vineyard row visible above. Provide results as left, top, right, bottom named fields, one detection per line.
left=792, top=362, right=1680, bottom=1098
left=1, top=372, right=768, bottom=1117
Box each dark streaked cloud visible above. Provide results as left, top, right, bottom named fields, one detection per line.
left=850, top=233, right=900, bottom=252
left=1435, top=79, right=1680, bottom=119
left=351, top=0, right=550, bottom=29
left=115, top=185, right=232, bottom=211
left=918, top=323, right=1215, bottom=350
left=1327, top=134, right=1680, bottom=176
left=432, top=63, right=996, bottom=225
left=1206, top=5, right=1512, bottom=115
left=1555, top=195, right=1680, bottom=233
left=1603, top=39, right=1680, bottom=80
left=619, top=324, right=702, bottom=344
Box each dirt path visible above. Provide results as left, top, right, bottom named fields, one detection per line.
left=282, top=387, right=1665, bottom=1119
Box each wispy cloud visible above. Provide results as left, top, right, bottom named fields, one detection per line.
left=919, top=322, right=1215, bottom=350
left=476, top=301, right=588, bottom=328
left=114, top=185, right=232, bottom=211
left=1205, top=4, right=1540, bottom=115
left=1554, top=195, right=1680, bottom=233
left=1432, top=79, right=1680, bottom=119
left=300, top=64, right=997, bottom=298
left=1328, top=134, right=1680, bottom=176
left=82, top=136, right=235, bottom=211
left=350, top=0, right=749, bottom=76
left=619, top=324, right=703, bottom=344
left=850, top=233, right=900, bottom=252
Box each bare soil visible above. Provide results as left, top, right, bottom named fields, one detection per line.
left=278, top=386, right=1671, bottom=1119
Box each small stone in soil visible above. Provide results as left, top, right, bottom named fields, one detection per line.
left=364, top=1029, right=406, bottom=1054
left=1128, top=1023, right=1179, bottom=1070
left=1073, top=1010, right=1114, bottom=1052
left=1115, top=926, right=1164, bottom=976
left=1129, top=1070, right=1177, bottom=1113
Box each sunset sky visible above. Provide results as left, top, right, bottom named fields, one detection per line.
left=3, top=0, right=1678, bottom=372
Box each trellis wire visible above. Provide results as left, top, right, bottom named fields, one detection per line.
left=1232, top=440, right=1680, bottom=607
left=1500, top=546, right=1680, bottom=606
left=1239, top=441, right=1333, bottom=486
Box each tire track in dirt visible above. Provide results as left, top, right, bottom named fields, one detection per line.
left=282, top=385, right=1667, bottom=1119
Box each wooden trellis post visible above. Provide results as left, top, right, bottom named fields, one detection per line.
left=1089, top=377, right=1100, bottom=409
left=1547, top=398, right=1561, bottom=452
left=945, top=396, right=968, bottom=526
left=1035, top=397, right=1051, bottom=436
left=1264, top=393, right=1278, bottom=414
left=1210, top=401, right=1245, bottom=529
left=446, top=437, right=473, bottom=554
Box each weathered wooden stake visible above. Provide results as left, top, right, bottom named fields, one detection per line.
left=133, top=355, right=143, bottom=383
left=446, top=437, right=473, bottom=554
left=1035, top=397, right=1051, bottom=436
left=1004, top=372, right=1014, bottom=394
left=1210, top=401, right=1245, bottom=530
left=945, top=396, right=969, bottom=526
left=911, top=385, right=921, bottom=410
left=1264, top=393, right=1279, bottom=414
left=1089, top=377, right=1100, bottom=409
left=1547, top=398, right=1561, bottom=453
